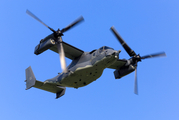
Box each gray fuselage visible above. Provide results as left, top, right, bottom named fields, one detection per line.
left=45, top=46, right=120, bottom=88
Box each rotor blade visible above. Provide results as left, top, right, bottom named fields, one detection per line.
left=61, top=16, right=84, bottom=33
left=57, top=38, right=67, bottom=73
left=110, top=26, right=136, bottom=57
left=141, top=52, right=166, bottom=59
left=134, top=68, right=138, bottom=95
left=26, top=10, right=56, bottom=33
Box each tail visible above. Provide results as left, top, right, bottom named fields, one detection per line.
left=25, top=66, right=66, bottom=99
left=25, top=66, right=36, bottom=90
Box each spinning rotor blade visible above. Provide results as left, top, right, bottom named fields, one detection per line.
left=110, top=26, right=166, bottom=95
left=26, top=10, right=56, bottom=33
left=53, top=17, right=84, bottom=72
left=110, top=26, right=136, bottom=57
left=141, top=52, right=166, bottom=59
left=57, top=37, right=67, bottom=73
left=134, top=68, right=138, bottom=95
left=61, top=16, right=84, bottom=33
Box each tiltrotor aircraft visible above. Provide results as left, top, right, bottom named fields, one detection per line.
left=25, top=10, right=166, bottom=99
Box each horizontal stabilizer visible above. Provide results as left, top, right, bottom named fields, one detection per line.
left=25, top=66, right=66, bottom=99
left=33, top=81, right=66, bottom=99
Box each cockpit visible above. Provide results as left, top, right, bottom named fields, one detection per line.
left=99, top=46, right=114, bottom=53
left=99, top=46, right=114, bottom=50
left=89, top=46, right=114, bottom=54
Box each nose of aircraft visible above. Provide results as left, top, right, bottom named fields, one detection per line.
left=105, top=49, right=121, bottom=58
left=114, top=50, right=121, bottom=58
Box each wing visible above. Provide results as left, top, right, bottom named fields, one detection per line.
left=107, top=59, right=127, bottom=69
left=49, top=41, right=84, bottom=60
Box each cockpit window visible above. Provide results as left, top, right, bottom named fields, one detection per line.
left=99, top=47, right=104, bottom=53
left=99, top=46, right=114, bottom=53
left=104, top=46, right=114, bottom=50
left=99, top=47, right=103, bottom=51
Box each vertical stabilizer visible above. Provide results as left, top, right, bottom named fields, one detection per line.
left=25, top=66, right=66, bottom=99
left=25, top=66, right=36, bottom=90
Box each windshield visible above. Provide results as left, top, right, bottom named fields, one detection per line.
left=99, top=46, right=114, bottom=53
left=104, top=46, right=114, bottom=50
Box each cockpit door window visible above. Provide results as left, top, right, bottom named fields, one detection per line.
left=99, top=47, right=104, bottom=53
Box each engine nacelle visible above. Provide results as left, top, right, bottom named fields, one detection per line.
left=114, top=64, right=136, bottom=79
left=34, top=38, right=56, bottom=55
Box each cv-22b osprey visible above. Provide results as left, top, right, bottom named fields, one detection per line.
left=25, top=10, right=166, bottom=99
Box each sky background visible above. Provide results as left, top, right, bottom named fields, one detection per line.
left=0, top=0, right=179, bottom=120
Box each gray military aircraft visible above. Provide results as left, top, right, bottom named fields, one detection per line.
left=25, top=10, right=166, bottom=99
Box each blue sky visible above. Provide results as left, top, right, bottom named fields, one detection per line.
left=0, top=0, right=179, bottom=120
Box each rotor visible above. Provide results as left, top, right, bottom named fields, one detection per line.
left=26, top=10, right=84, bottom=73
left=110, top=26, right=166, bottom=95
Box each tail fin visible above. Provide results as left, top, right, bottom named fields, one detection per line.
left=25, top=66, right=66, bottom=99
left=25, top=66, right=36, bottom=90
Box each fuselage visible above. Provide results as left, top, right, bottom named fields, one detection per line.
left=45, top=46, right=120, bottom=88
